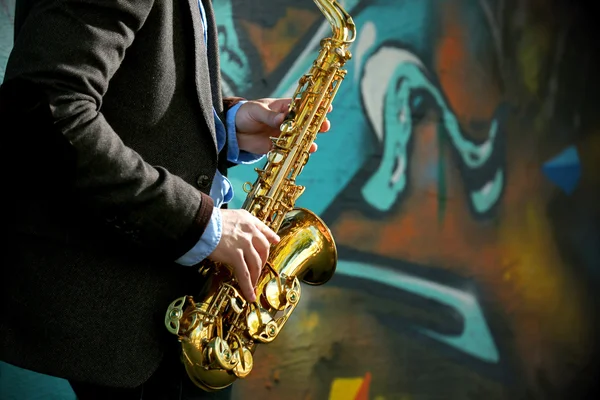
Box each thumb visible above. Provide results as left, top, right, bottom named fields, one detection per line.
left=268, top=110, right=286, bottom=128
left=254, top=104, right=286, bottom=128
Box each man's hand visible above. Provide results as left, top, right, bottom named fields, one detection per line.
left=235, top=98, right=332, bottom=155
left=207, top=209, right=280, bottom=302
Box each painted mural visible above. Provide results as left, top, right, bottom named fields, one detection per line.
left=221, top=1, right=600, bottom=398
left=1, top=0, right=599, bottom=399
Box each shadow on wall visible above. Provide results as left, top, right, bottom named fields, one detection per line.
left=1, top=0, right=599, bottom=399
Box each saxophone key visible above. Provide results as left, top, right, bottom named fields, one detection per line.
left=267, top=150, right=286, bottom=164
left=165, top=296, right=188, bottom=335
left=263, top=277, right=288, bottom=310
left=263, top=274, right=301, bottom=310
left=279, top=118, right=296, bottom=133
left=246, top=307, right=279, bottom=343
left=232, top=347, right=254, bottom=378
left=205, top=336, right=239, bottom=371
left=230, top=296, right=245, bottom=314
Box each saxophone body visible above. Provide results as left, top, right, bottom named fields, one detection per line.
left=165, top=0, right=356, bottom=391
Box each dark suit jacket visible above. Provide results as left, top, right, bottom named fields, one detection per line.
left=0, top=0, right=242, bottom=388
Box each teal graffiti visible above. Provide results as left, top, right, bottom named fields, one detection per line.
left=337, top=259, right=500, bottom=363
left=360, top=46, right=504, bottom=215
left=214, top=0, right=253, bottom=96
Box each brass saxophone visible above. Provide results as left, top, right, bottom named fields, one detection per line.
left=164, top=0, right=356, bottom=391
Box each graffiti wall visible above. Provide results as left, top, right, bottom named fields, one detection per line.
left=1, top=0, right=599, bottom=399
left=221, top=1, right=600, bottom=398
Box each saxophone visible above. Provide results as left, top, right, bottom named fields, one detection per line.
left=165, top=0, right=356, bottom=391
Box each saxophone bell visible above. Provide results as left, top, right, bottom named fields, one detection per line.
left=271, top=208, right=337, bottom=286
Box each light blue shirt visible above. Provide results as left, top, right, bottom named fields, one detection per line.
left=175, top=1, right=263, bottom=266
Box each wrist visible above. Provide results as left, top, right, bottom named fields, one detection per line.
left=174, top=207, right=222, bottom=266
left=228, top=101, right=246, bottom=135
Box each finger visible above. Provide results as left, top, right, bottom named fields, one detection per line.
left=253, top=232, right=271, bottom=268
left=273, top=98, right=292, bottom=113
left=275, top=112, right=286, bottom=127
left=260, top=107, right=286, bottom=128
left=249, top=102, right=286, bottom=129
left=244, top=246, right=263, bottom=288
left=309, top=142, right=318, bottom=153
left=253, top=218, right=280, bottom=244
left=233, top=253, right=256, bottom=302
left=319, top=118, right=331, bottom=132
left=328, top=104, right=333, bottom=113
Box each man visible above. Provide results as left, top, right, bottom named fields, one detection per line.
left=0, top=0, right=330, bottom=399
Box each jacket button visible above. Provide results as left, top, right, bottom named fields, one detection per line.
left=196, top=174, right=210, bottom=188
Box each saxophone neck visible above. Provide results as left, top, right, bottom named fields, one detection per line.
left=314, top=0, right=357, bottom=44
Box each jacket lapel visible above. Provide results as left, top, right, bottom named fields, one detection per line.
left=185, top=0, right=217, bottom=151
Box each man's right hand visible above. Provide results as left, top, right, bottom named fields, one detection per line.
left=207, top=209, right=280, bottom=302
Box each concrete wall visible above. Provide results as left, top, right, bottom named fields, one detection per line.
left=1, top=0, right=599, bottom=399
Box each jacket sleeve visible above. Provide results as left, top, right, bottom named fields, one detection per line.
left=3, top=0, right=214, bottom=260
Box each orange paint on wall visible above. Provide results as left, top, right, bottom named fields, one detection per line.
left=434, top=1, right=501, bottom=133
left=332, top=120, right=503, bottom=276
left=355, top=372, right=372, bottom=400
left=241, top=8, right=319, bottom=75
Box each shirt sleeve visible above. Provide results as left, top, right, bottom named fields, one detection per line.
left=175, top=207, right=222, bottom=266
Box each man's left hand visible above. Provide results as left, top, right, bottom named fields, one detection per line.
left=235, top=98, right=332, bottom=155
